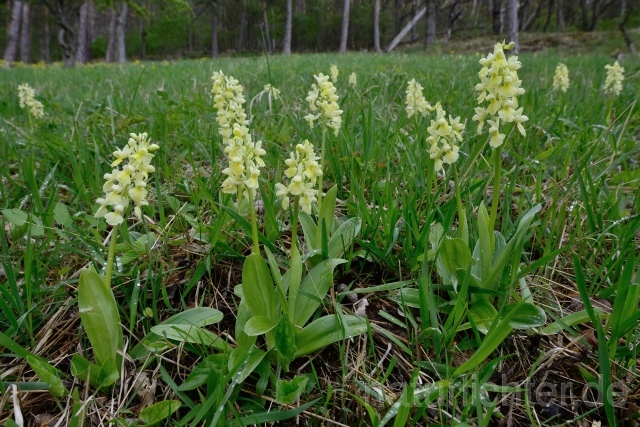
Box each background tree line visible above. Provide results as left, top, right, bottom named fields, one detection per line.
left=2, top=0, right=638, bottom=66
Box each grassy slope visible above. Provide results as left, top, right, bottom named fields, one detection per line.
left=0, top=35, right=639, bottom=425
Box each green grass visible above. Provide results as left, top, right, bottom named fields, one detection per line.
left=0, top=46, right=639, bottom=426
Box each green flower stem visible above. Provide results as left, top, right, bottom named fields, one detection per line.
left=290, top=196, right=300, bottom=257
left=317, top=125, right=327, bottom=210
left=247, top=188, right=261, bottom=255
left=105, top=224, right=119, bottom=288
left=453, top=164, right=463, bottom=219
left=489, top=146, right=502, bottom=236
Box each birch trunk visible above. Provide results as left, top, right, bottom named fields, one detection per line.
left=425, top=0, right=436, bottom=47
left=76, top=0, right=90, bottom=64
left=106, top=8, right=116, bottom=62
left=283, top=0, right=292, bottom=54
left=19, top=1, right=30, bottom=63
left=339, top=0, right=350, bottom=53
left=3, top=0, right=23, bottom=64
left=507, top=0, right=519, bottom=53
left=386, top=6, right=426, bottom=52
left=373, top=0, right=381, bottom=52
left=115, top=2, right=127, bottom=63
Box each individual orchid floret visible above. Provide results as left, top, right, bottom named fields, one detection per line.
left=330, top=64, right=339, bottom=83
left=405, top=79, right=434, bottom=118
left=426, top=104, right=464, bottom=172
left=306, top=73, right=343, bottom=136
left=552, top=63, right=570, bottom=93
left=473, top=41, right=527, bottom=146
left=95, top=133, right=159, bottom=226
left=263, top=84, right=281, bottom=99
left=211, top=71, right=266, bottom=199
left=349, top=72, right=357, bottom=88
left=17, top=83, right=44, bottom=119
left=275, top=140, right=322, bottom=214
left=603, top=61, right=624, bottom=96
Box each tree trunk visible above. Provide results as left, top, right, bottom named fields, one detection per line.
left=373, top=0, right=381, bottom=52
left=543, top=0, right=553, bottom=32
left=237, top=0, right=247, bottom=51
left=212, top=1, right=219, bottom=57
left=620, top=3, right=636, bottom=55
left=556, top=0, right=564, bottom=30
left=140, top=19, right=147, bottom=60
left=263, top=1, right=272, bottom=53
left=339, top=0, right=350, bottom=53
left=492, top=0, right=503, bottom=34
left=386, top=6, right=426, bottom=52
left=115, top=2, right=127, bottom=63
left=410, top=0, right=416, bottom=42
left=19, top=1, right=30, bottom=63
left=58, top=28, right=74, bottom=67
left=3, top=0, right=23, bottom=64
left=425, top=0, right=436, bottom=47
left=106, top=8, right=117, bottom=62
left=41, top=6, right=51, bottom=63
left=580, top=0, right=589, bottom=31
left=507, top=0, right=519, bottom=53
left=76, top=0, right=90, bottom=64
left=283, top=0, right=292, bottom=54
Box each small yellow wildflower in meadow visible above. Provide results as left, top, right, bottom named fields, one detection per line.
left=405, top=79, right=434, bottom=118
left=17, top=83, right=44, bottom=119
left=603, top=61, right=624, bottom=96
left=263, top=84, right=281, bottom=99
left=552, top=63, right=570, bottom=93
left=349, top=72, right=357, bottom=88
left=330, top=64, right=339, bottom=83
left=473, top=41, right=528, bottom=148
left=95, top=133, right=159, bottom=226
left=211, top=71, right=266, bottom=197
left=427, top=104, right=465, bottom=172
left=275, top=140, right=322, bottom=214
left=305, top=73, right=343, bottom=136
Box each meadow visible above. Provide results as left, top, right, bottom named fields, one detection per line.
left=0, top=46, right=639, bottom=426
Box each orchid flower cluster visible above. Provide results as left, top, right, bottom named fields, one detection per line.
left=472, top=42, right=528, bottom=148
left=263, top=84, right=281, bottom=99
left=427, top=104, right=465, bottom=172
left=349, top=72, right=357, bottom=88
left=603, top=61, right=624, bottom=96
left=405, top=79, right=435, bottom=118
left=552, top=63, right=570, bottom=93
left=330, top=64, right=339, bottom=83
left=95, top=133, right=159, bottom=226
left=305, top=73, right=343, bottom=136
left=211, top=71, right=266, bottom=198
left=17, top=83, right=44, bottom=119
left=275, top=140, right=322, bottom=214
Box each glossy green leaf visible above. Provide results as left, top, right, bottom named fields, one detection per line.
left=275, top=315, right=296, bottom=371
left=328, top=217, right=361, bottom=259
left=70, top=354, right=101, bottom=388
left=436, top=237, right=471, bottom=290
left=477, top=202, right=493, bottom=283
left=542, top=308, right=604, bottom=335
left=299, top=211, right=318, bottom=252
left=151, top=324, right=230, bottom=352
left=235, top=296, right=256, bottom=347
left=504, top=302, right=547, bottom=329
left=228, top=345, right=267, bottom=384
left=26, top=356, right=68, bottom=397
left=292, top=258, right=346, bottom=327
left=468, top=300, right=498, bottom=334
left=178, top=354, right=228, bottom=391
left=295, top=314, right=368, bottom=356
left=276, top=375, right=309, bottom=405
left=242, top=253, right=276, bottom=323
left=77, top=268, right=123, bottom=368
left=317, top=184, right=338, bottom=247
left=139, top=400, right=181, bottom=425
left=244, top=316, right=278, bottom=336
left=96, top=358, right=119, bottom=388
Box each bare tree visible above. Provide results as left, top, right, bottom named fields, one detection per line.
left=557, top=0, right=564, bottom=30
left=115, top=2, right=127, bottom=62
left=3, top=0, right=23, bottom=64
left=41, top=5, right=51, bottom=63
left=387, top=5, right=426, bottom=52
left=106, top=8, right=117, bottom=62
left=444, top=0, right=462, bottom=42
left=580, top=0, right=614, bottom=31
left=283, top=0, right=292, bottom=54
left=76, top=0, right=91, bottom=64
left=237, top=0, right=247, bottom=51
left=507, top=0, right=519, bottom=53
left=492, top=0, right=504, bottom=33
left=339, top=0, right=350, bottom=53
left=19, top=1, right=30, bottom=63
left=425, top=0, right=436, bottom=48
left=212, top=0, right=219, bottom=57
left=620, top=3, right=636, bottom=55
left=373, top=0, right=381, bottom=52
